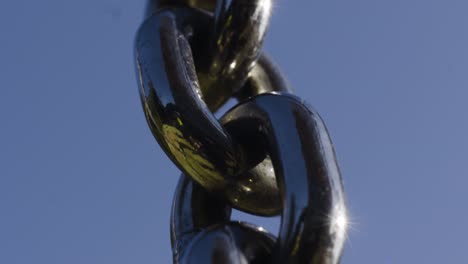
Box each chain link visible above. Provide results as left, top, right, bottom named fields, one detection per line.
left=135, top=1, right=348, bottom=263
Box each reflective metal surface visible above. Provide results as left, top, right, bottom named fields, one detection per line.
left=145, top=0, right=273, bottom=110
left=171, top=175, right=275, bottom=264
left=237, top=54, right=293, bottom=100
left=136, top=8, right=237, bottom=191
left=135, top=8, right=290, bottom=216
left=221, top=93, right=348, bottom=263
left=136, top=2, right=348, bottom=262
left=197, top=0, right=273, bottom=109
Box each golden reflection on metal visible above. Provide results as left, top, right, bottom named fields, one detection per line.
left=163, top=124, right=225, bottom=188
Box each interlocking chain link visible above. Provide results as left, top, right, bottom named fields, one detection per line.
left=135, top=1, right=348, bottom=263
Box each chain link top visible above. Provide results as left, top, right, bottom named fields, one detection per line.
left=135, top=1, right=348, bottom=263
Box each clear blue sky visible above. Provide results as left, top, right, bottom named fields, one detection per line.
left=1, top=0, right=467, bottom=263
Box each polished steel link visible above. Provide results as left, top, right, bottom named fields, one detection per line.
left=171, top=174, right=275, bottom=263
left=145, top=0, right=272, bottom=110
left=198, top=0, right=273, bottom=110
left=135, top=0, right=348, bottom=263
left=136, top=7, right=285, bottom=216
left=221, top=93, right=347, bottom=263
left=170, top=92, right=347, bottom=263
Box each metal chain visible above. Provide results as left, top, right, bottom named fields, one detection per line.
left=135, top=1, right=348, bottom=263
